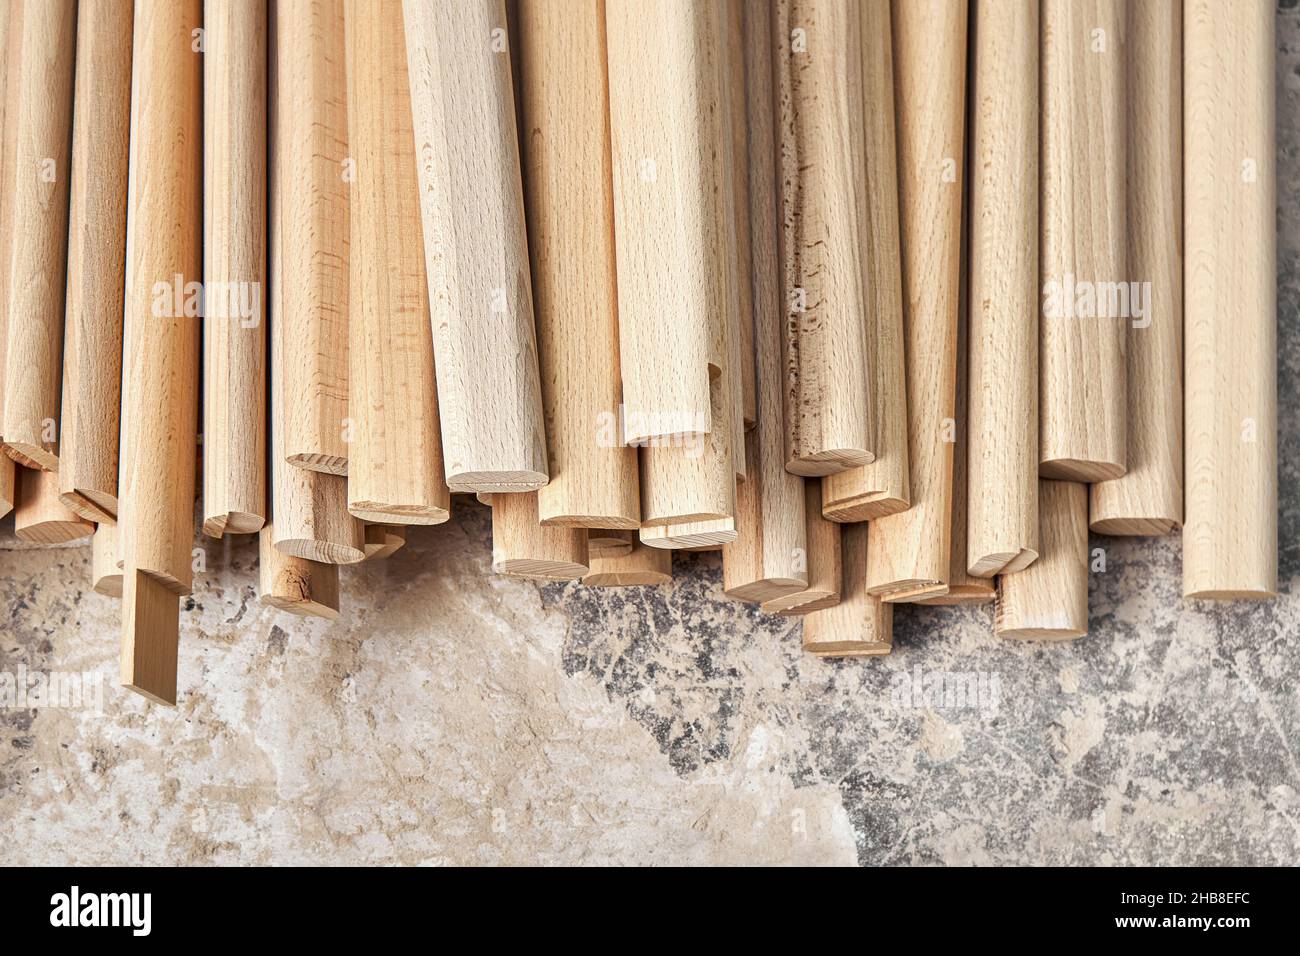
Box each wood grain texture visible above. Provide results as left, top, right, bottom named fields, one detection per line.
left=640, top=515, right=737, bottom=550
left=490, top=491, right=588, bottom=580
left=760, top=479, right=840, bottom=615
left=966, top=0, right=1039, bottom=577
left=272, top=0, right=350, bottom=476
left=57, top=0, right=131, bottom=525
left=0, top=456, right=13, bottom=518
left=721, top=0, right=807, bottom=605
left=1039, top=0, right=1127, bottom=481
left=203, top=0, right=268, bottom=537
left=606, top=0, right=724, bottom=442
left=725, top=0, right=756, bottom=429
left=259, top=523, right=341, bottom=618
left=1182, top=0, right=1276, bottom=599
left=774, top=0, right=873, bottom=476
left=92, top=521, right=123, bottom=597
left=865, top=0, right=966, bottom=600
left=588, top=528, right=634, bottom=558
left=0, top=2, right=10, bottom=442
left=995, top=480, right=1088, bottom=640
left=14, top=465, right=92, bottom=543
left=802, top=522, right=893, bottom=656
left=404, top=0, right=548, bottom=492
left=0, top=0, right=75, bottom=471
left=583, top=540, right=673, bottom=587
left=1091, top=0, right=1182, bottom=535
left=118, top=0, right=203, bottom=705
left=343, top=0, right=450, bottom=524
left=915, top=212, right=994, bottom=606
left=639, top=376, right=736, bottom=528
left=819, top=0, right=908, bottom=520
left=516, top=0, right=639, bottom=528
left=362, top=523, right=406, bottom=560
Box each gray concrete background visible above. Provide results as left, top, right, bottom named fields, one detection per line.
left=1, top=5, right=1297, bottom=865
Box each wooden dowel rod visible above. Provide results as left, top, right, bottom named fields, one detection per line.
left=639, top=376, right=737, bottom=530
left=725, top=0, right=756, bottom=430
left=489, top=492, right=588, bottom=580
left=760, top=480, right=840, bottom=615
left=118, top=0, right=203, bottom=706
left=965, top=0, right=1039, bottom=577
left=865, top=0, right=966, bottom=601
left=343, top=0, right=450, bottom=525
left=403, top=0, right=548, bottom=493
left=516, top=0, right=639, bottom=529
left=259, top=524, right=340, bottom=619
left=57, top=0, right=132, bottom=525
left=606, top=0, right=722, bottom=443
left=774, top=0, right=873, bottom=476
left=1091, top=0, right=1182, bottom=535
left=1039, top=0, right=1126, bottom=481
left=0, top=0, right=75, bottom=471
left=588, top=529, right=634, bottom=559
left=14, top=465, right=92, bottom=544
left=819, top=0, right=908, bottom=520
left=0, top=456, right=13, bottom=519
left=363, top=523, right=405, bottom=561
left=915, top=205, right=994, bottom=607
left=203, top=0, right=268, bottom=538
left=802, top=523, right=893, bottom=657
left=0, top=0, right=10, bottom=444
left=583, top=540, right=672, bottom=587
left=92, top=521, right=123, bottom=597
left=272, top=0, right=350, bottom=476
left=995, top=480, right=1088, bottom=640
left=721, top=0, right=807, bottom=605
left=1182, top=0, right=1276, bottom=599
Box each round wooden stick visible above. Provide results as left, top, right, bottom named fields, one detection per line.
left=724, top=0, right=756, bottom=429
left=0, top=1, right=10, bottom=429
left=363, top=523, right=405, bottom=561
left=118, top=0, right=203, bottom=707
left=259, top=524, right=340, bottom=619
left=58, top=0, right=132, bottom=525
left=403, top=0, right=548, bottom=493
left=343, top=0, right=450, bottom=525
left=0, top=0, right=75, bottom=472
left=588, top=529, right=634, bottom=559
left=639, top=377, right=736, bottom=529
left=583, top=540, right=672, bottom=587
left=995, top=480, right=1088, bottom=641
left=273, top=0, right=350, bottom=477
left=865, top=0, right=966, bottom=601
left=965, top=0, right=1039, bottom=577
left=1091, top=0, right=1183, bottom=535
left=516, top=0, right=639, bottom=529
left=606, top=0, right=723, bottom=443
left=820, top=0, right=908, bottom=519
left=14, top=465, right=92, bottom=543
left=1182, top=0, right=1276, bottom=599
left=203, top=0, right=268, bottom=538
left=92, top=521, right=123, bottom=597
left=1039, top=0, right=1127, bottom=482
left=760, top=480, right=840, bottom=615
left=802, top=523, right=893, bottom=657
left=774, top=0, right=873, bottom=476
left=490, top=492, right=588, bottom=581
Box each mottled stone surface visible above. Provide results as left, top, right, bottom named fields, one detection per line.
left=1, top=7, right=1298, bottom=866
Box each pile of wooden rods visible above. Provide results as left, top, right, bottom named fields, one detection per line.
left=0, top=0, right=1277, bottom=705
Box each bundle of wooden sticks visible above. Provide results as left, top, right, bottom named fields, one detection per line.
left=0, top=0, right=1277, bottom=705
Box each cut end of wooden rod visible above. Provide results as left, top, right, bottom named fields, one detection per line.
left=446, top=469, right=550, bottom=494
left=968, top=547, right=1039, bottom=579
left=59, top=487, right=119, bottom=524
left=3, top=442, right=59, bottom=473
left=120, top=570, right=181, bottom=707
left=274, top=536, right=367, bottom=566
left=544, top=514, right=641, bottom=531
left=993, top=623, right=1088, bottom=642
left=1089, top=515, right=1179, bottom=537
left=582, top=545, right=673, bottom=587
left=724, top=577, right=807, bottom=604
left=286, top=452, right=349, bottom=477
left=362, top=524, right=407, bottom=561
left=1039, top=457, right=1126, bottom=483
left=801, top=639, right=893, bottom=658
left=1184, top=587, right=1278, bottom=602
left=492, top=557, right=588, bottom=581
left=639, top=518, right=738, bottom=550
left=202, top=510, right=267, bottom=538
left=347, top=501, right=450, bottom=526
left=821, top=493, right=909, bottom=523
left=761, top=588, right=840, bottom=616
left=913, top=584, right=995, bottom=607
left=588, top=530, right=635, bottom=558
left=15, top=517, right=94, bottom=545
left=785, top=448, right=876, bottom=478
left=879, top=580, right=948, bottom=603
